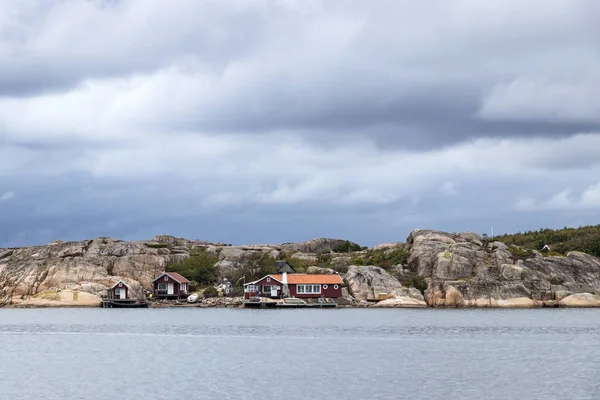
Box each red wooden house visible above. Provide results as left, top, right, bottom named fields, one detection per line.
left=244, top=273, right=343, bottom=299
left=108, top=280, right=130, bottom=300
left=152, top=272, right=190, bottom=299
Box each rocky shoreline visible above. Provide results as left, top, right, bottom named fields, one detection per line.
left=2, top=230, right=600, bottom=309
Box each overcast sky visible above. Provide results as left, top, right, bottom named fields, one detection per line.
left=1, top=0, right=600, bottom=247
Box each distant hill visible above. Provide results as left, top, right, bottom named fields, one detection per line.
left=494, top=225, right=600, bottom=258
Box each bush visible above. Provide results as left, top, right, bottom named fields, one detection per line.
left=368, top=248, right=408, bottom=268
left=189, top=280, right=200, bottom=292
left=333, top=240, right=364, bottom=253
left=203, top=286, right=218, bottom=298
left=285, top=257, right=313, bottom=272
left=145, top=243, right=170, bottom=249
left=507, top=245, right=534, bottom=261
left=166, top=250, right=219, bottom=285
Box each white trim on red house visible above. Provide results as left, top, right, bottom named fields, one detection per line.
left=151, top=272, right=189, bottom=284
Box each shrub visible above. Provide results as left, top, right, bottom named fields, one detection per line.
left=333, top=240, right=364, bottom=253
left=145, top=243, right=170, bottom=249
left=189, top=280, right=200, bottom=292
left=166, top=250, right=219, bottom=285
left=203, top=286, right=218, bottom=298
left=368, top=248, right=408, bottom=268
left=507, top=245, right=534, bottom=261
left=285, top=258, right=313, bottom=272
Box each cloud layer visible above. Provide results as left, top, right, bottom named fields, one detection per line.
left=1, top=0, right=600, bottom=246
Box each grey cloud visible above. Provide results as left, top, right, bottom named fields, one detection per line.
left=2, top=1, right=600, bottom=247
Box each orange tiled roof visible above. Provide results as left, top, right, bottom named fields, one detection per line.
left=269, top=274, right=343, bottom=285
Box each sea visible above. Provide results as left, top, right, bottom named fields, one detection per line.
left=0, top=308, right=598, bottom=400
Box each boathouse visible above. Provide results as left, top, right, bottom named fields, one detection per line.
left=244, top=273, right=343, bottom=299
left=152, top=272, right=190, bottom=299
left=108, top=280, right=130, bottom=300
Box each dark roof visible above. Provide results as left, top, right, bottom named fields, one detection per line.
left=276, top=260, right=296, bottom=273
left=152, top=272, right=190, bottom=284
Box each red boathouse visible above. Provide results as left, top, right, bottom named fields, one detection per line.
left=152, top=272, right=190, bottom=299
left=244, top=273, right=343, bottom=299
left=108, top=280, right=130, bottom=300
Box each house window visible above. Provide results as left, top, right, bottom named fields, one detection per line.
left=323, top=284, right=328, bottom=289
left=263, top=285, right=272, bottom=294
left=164, top=276, right=168, bottom=281
left=297, top=285, right=321, bottom=294
left=266, top=277, right=271, bottom=282
left=334, top=285, right=339, bottom=289
left=158, top=283, right=167, bottom=291
left=118, top=282, right=122, bottom=287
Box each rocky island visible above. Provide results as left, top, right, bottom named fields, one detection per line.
left=1, top=229, right=600, bottom=308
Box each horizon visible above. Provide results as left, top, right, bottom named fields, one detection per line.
left=3, top=222, right=597, bottom=249
left=2, top=1, right=600, bottom=247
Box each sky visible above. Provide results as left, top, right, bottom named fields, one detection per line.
left=1, top=0, right=600, bottom=247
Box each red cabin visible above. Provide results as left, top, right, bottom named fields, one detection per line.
left=244, top=273, right=343, bottom=299
left=108, top=280, right=130, bottom=300
left=152, top=272, right=190, bottom=299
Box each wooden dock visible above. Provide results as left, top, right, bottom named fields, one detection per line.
left=243, top=297, right=337, bottom=309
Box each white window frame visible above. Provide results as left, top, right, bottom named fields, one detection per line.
left=158, top=283, right=167, bottom=290
left=297, top=284, right=321, bottom=294
left=263, top=285, right=272, bottom=294
left=266, top=277, right=271, bottom=282
left=334, top=284, right=339, bottom=289
left=323, top=284, right=328, bottom=289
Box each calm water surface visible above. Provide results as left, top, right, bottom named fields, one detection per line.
left=0, top=308, right=598, bottom=400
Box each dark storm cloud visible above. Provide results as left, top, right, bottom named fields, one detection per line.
left=2, top=0, right=600, bottom=248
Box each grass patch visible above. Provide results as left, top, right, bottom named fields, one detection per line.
left=508, top=245, right=535, bottom=261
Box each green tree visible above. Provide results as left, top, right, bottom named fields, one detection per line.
left=166, top=250, right=219, bottom=285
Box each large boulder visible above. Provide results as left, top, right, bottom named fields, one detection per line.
left=344, top=265, right=424, bottom=303
left=345, top=266, right=405, bottom=301
left=405, top=229, right=600, bottom=308
left=559, top=293, right=600, bottom=307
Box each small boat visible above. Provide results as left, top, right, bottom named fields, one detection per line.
left=101, top=299, right=148, bottom=308
left=187, top=293, right=199, bottom=303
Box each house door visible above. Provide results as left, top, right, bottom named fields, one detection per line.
left=167, top=283, right=174, bottom=295
left=271, top=288, right=278, bottom=297
left=115, top=288, right=124, bottom=299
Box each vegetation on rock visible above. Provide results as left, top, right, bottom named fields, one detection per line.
left=144, top=243, right=170, bottom=249
left=332, top=240, right=365, bottom=253
left=166, top=249, right=219, bottom=285
left=347, top=248, right=408, bottom=269
left=507, top=245, right=535, bottom=261
left=203, top=286, right=218, bottom=298
left=224, top=253, right=279, bottom=289
left=494, top=225, right=600, bottom=258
